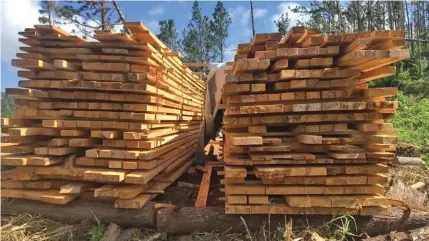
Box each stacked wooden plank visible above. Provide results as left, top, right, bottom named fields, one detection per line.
left=222, top=27, right=408, bottom=215
left=1, top=22, right=205, bottom=209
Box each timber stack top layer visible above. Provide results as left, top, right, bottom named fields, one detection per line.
left=1, top=22, right=205, bottom=209
left=222, top=27, right=408, bottom=215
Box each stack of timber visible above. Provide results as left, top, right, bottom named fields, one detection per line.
left=1, top=22, right=205, bottom=209
left=222, top=27, right=408, bottom=215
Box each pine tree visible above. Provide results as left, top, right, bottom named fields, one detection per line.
left=54, top=1, right=122, bottom=39
left=274, top=13, right=291, bottom=35
left=182, top=1, right=213, bottom=64
left=1, top=92, right=15, bottom=118
left=291, top=1, right=344, bottom=34
left=38, top=1, right=57, bottom=25
left=211, top=1, right=231, bottom=62
left=157, top=19, right=180, bottom=52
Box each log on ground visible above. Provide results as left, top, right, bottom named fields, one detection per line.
left=2, top=199, right=429, bottom=236
left=1, top=198, right=156, bottom=227
left=157, top=206, right=429, bottom=236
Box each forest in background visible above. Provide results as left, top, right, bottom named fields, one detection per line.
left=1, top=0, right=428, bottom=163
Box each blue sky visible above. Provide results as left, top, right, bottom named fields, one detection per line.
left=1, top=1, right=310, bottom=90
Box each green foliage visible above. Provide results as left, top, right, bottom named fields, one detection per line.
left=38, top=1, right=57, bottom=25
left=157, top=19, right=181, bottom=52
left=1, top=92, right=15, bottom=118
left=210, top=1, right=231, bottom=62
left=88, top=224, right=106, bottom=241
left=292, top=1, right=345, bottom=33
left=392, top=93, right=429, bottom=146
left=181, top=1, right=214, bottom=64
left=274, top=13, right=291, bottom=35
left=51, top=1, right=122, bottom=39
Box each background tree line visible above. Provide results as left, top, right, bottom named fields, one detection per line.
left=157, top=1, right=231, bottom=64
left=37, top=0, right=232, bottom=64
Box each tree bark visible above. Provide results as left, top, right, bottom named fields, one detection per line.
left=157, top=206, right=429, bottom=237
left=250, top=0, right=255, bottom=37
left=3, top=199, right=428, bottom=237
left=396, top=156, right=425, bottom=165
left=357, top=207, right=429, bottom=236
left=363, top=226, right=429, bottom=241
left=1, top=198, right=156, bottom=227
left=101, top=1, right=107, bottom=30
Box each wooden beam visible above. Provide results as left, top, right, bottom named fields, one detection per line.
left=195, top=162, right=213, bottom=208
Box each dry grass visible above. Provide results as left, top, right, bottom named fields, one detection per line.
left=190, top=215, right=360, bottom=241
left=0, top=213, right=91, bottom=241
left=390, top=165, right=429, bottom=188
left=389, top=165, right=429, bottom=196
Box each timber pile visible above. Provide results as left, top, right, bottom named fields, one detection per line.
left=222, top=27, right=408, bottom=215
left=1, top=22, right=205, bottom=209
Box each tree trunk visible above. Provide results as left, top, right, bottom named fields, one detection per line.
left=357, top=1, right=363, bottom=31
left=388, top=1, right=393, bottom=30
left=220, top=41, right=224, bottom=62
left=1, top=198, right=156, bottom=227
left=396, top=156, right=425, bottom=166
left=101, top=1, right=107, bottom=30
left=157, top=206, right=429, bottom=237
left=367, top=1, right=371, bottom=31
left=363, top=226, right=429, bottom=241
left=337, top=1, right=343, bottom=33
left=250, top=0, right=255, bottom=37
left=3, top=199, right=429, bottom=237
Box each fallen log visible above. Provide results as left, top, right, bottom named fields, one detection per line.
left=396, top=156, right=425, bottom=166
left=2, top=199, right=429, bottom=237
left=362, top=226, right=429, bottom=241
left=1, top=198, right=156, bottom=227
left=157, top=206, right=429, bottom=236
left=358, top=207, right=429, bottom=236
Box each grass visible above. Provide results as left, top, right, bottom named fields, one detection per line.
left=0, top=212, right=168, bottom=241
left=88, top=224, right=107, bottom=241
left=389, top=165, right=429, bottom=194
left=391, top=93, right=429, bottom=166
left=1, top=213, right=360, bottom=241
left=189, top=214, right=359, bottom=241
left=0, top=213, right=91, bottom=241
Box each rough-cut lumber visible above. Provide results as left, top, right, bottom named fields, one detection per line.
left=222, top=28, right=406, bottom=215
left=195, top=163, right=213, bottom=208
left=2, top=22, right=204, bottom=209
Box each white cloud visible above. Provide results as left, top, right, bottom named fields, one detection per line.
left=56, top=15, right=99, bottom=39
left=254, top=9, right=268, bottom=18
left=224, top=44, right=236, bottom=62
left=0, top=0, right=102, bottom=62
left=149, top=6, right=165, bottom=16
left=113, top=24, right=124, bottom=33
left=142, top=19, right=160, bottom=35
left=271, top=2, right=309, bottom=32
left=243, top=27, right=252, bottom=38
left=1, top=0, right=40, bottom=61
left=229, top=6, right=267, bottom=26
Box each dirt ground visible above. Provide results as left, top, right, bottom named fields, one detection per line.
left=154, top=166, right=224, bottom=207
